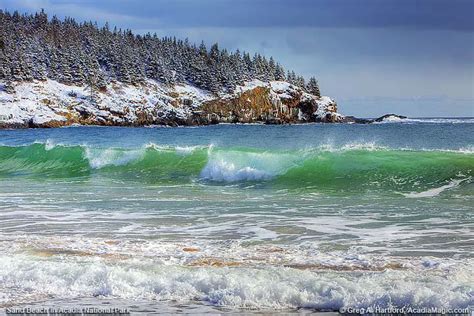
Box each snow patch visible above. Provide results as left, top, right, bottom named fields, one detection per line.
left=0, top=79, right=216, bottom=126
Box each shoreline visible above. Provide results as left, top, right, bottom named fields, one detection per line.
left=0, top=79, right=344, bottom=129
left=4, top=115, right=474, bottom=129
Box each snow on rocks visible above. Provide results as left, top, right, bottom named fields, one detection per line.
left=0, top=79, right=215, bottom=127
left=0, top=79, right=343, bottom=128
left=233, top=79, right=267, bottom=95
left=313, top=96, right=344, bottom=122
left=198, top=80, right=344, bottom=124
left=233, top=80, right=343, bottom=123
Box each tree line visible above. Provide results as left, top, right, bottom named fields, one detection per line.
left=0, top=9, right=321, bottom=96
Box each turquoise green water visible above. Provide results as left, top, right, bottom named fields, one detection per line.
left=1, top=142, right=472, bottom=192
left=0, top=121, right=473, bottom=312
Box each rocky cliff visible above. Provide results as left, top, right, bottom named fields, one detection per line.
left=0, top=79, right=343, bottom=128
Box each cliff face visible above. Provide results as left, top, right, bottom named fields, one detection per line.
left=202, top=81, right=342, bottom=124
left=0, top=79, right=343, bottom=128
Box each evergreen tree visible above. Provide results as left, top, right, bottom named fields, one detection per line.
left=268, top=57, right=276, bottom=81
left=275, top=63, right=285, bottom=81
left=287, top=71, right=297, bottom=85
left=295, top=76, right=305, bottom=89
left=306, top=77, right=321, bottom=97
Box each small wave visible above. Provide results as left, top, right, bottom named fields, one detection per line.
left=374, top=117, right=474, bottom=124
left=456, top=146, right=474, bottom=154
left=200, top=160, right=271, bottom=182
left=146, top=142, right=208, bottom=155
left=200, top=149, right=299, bottom=182
left=84, top=147, right=145, bottom=169
left=399, top=146, right=474, bottom=155
left=175, top=145, right=201, bottom=155
left=403, top=178, right=469, bottom=198
left=44, top=139, right=57, bottom=151
left=340, top=142, right=387, bottom=151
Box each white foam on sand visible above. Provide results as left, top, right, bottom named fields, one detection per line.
left=0, top=251, right=472, bottom=310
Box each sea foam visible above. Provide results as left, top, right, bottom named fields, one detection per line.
left=199, top=149, right=299, bottom=182
left=403, top=178, right=470, bottom=198
left=0, top=253, right=472, bottom=310
left=84, top=147, right=145, bottom=169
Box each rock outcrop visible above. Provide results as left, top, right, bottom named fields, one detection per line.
left=202, top=81, right=343, bottom=124
left=341, top=114, right=408, bottom=124
left=0, top=79, right=343, bottom=128
left=373, top=114, right=407, bottom=122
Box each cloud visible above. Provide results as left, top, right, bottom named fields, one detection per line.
left=1, top=0, right=160, bottom=27
left=1, top=0, right=473, bottom=116
left=2, top=0, right=473, bottom=31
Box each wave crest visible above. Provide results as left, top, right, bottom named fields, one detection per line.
left=84, top=147, right=145, bottom=169
left=200, top=160, right=272, bottom=182
left=0, top=143, right=472, bottom=194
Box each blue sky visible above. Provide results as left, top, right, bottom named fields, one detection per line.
left=1, top=0, right=473, bottom=117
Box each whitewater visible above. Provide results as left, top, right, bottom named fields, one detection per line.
left=0, top=122, right=473, bottom=312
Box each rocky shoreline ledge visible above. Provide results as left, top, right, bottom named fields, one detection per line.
left=0, top=79, right=346, bottom=128
left=0, top=79, right=405, bottom=128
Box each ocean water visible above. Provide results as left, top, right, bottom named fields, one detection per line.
left=0, top=119, right=473, bottom=313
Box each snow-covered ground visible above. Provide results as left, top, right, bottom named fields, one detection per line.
left=0, top=79, right=214, bottom=127
left=0, top=79, right=343, bottom=127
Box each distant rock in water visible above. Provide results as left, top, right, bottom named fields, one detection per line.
left=340, top=114, right=408, bottom=124
left=373, top=114, right=408, bottom=122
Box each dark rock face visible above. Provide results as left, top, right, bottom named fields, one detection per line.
left=201, top=85, right=342, bottom=124
left=204, top=83, right=344, bottom=124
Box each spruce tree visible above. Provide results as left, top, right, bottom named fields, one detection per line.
left=306, top=77, right=321, bottom=97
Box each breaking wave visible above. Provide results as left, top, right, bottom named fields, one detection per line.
left=1, top=253, right=472, bottom=310
left=0, top=142, right=472, bottom=194
left=0, top=236, right=473, bottom=310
